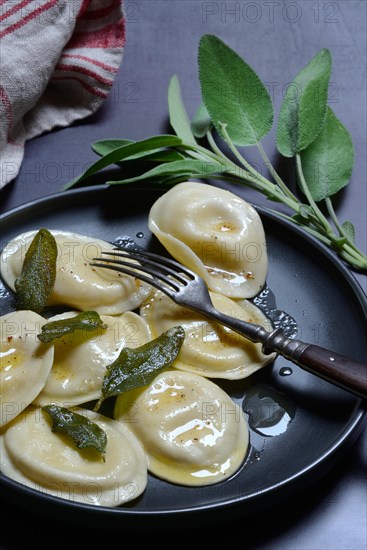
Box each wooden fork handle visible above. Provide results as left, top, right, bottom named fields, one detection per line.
left=202, top=308, right=367, bottom=399
left=276, top=338, right=367, bottom=400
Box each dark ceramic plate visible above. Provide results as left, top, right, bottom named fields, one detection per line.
left=0, top=185, right=366, bottom=530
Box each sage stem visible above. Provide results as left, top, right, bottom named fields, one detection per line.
left=295, top=154, right=333, bottom=235
left=256, top=141, right=298, bottom=202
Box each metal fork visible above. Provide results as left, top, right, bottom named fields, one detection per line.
left=91, top=247, right=367, bottom=399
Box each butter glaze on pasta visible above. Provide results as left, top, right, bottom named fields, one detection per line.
left=148, top=182, right=268, bottom=298
left=114, top=370, right=249, bottom=486
left=140, top=289, right=275, bottom=379
left=0, top=310, right=54, bottom=427
left=0, top=230, right=152, bottom=315
left=0, top=407, right=148, bottom=507
left=34, top=310, right=151, bottom=407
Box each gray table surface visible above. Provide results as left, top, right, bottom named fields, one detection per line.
left=0, top=1, right=366, bottom=547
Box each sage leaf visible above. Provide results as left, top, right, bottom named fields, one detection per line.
left=92, top=139, right=133, bottom=156
left=140, top=150, right=186, bottom=163
left=168, top=75, right=197, bottom=145
left=43, top=404, right=107, bottom=457
left=292, top=204, right=314, bottom=223
left=299, top=107, right=354, bottom=201
left=37, top=311, right=107, bottom=343
left=107, top=159, right=225, bottom=185
left=341, top=221, right=355, bottom=243
left=63, top=135, right=183, bottom=189
left=92, top=140, right=184, bottom=164
left=147, top=173, right=196, bottom=187
left=14, top=228, right=57, bottom=314
left=198, top=34, right=274, bottom=146
left=276, top=49, right=332, bottom=157
left=191, top=102, right=212, bottom=138
left=96, top=326, right=185, bottom=407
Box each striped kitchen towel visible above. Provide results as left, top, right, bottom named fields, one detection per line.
left=0, top=0, right=125, bottom=188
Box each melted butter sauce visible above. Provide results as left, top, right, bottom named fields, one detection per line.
left=252, top=285, right=298, bottom=338
left=215, top=221, right=237, bottom=232
left=242, top=384, right=296, bottom=437
left=206, top=265, right=248, bottom=285
left=240, top=283, right=298, bottom=444
left=0, top=345, right=25, bottom=371
left=168, top=417, right=222, bottom=447
left=190, top=458, right=231, bottom=479
left=0, top=280, right=13, bottom=316
left=113, top=235, right=145, bottom=251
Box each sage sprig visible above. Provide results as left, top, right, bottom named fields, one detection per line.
left=64, top=34, right=366, bottom=272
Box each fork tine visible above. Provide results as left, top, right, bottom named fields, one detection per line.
left=90, top=260, right=179, bottom=295
left=101, top=249, right=193, bottom=285
left=110, top=247, right=196, bottom=281
left=91, top=245, right=203, bottom=303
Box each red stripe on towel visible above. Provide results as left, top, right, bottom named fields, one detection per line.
left=66, top=19, right=125, bottom=49
left=0, top=0, right=58, bottom=38
left=0, top=0, right=34, bottom=22
left=62, top=53, right=119, bottom=73
left=77, top=0, right=91, bottom=18
left=79, top=0, right=120, bottom=20
left=56, top=63, right=114, bottom=86
left=51, top=76, right=109, bottom=99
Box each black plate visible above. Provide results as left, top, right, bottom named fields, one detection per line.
left=0, top=185, right=366, bottom=530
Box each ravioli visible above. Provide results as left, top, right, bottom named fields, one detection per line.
left=114, top=370, right=249, bottom=486
left=34, top=310, right=151, bottom=407
left=140, top=289, right=275, bottom=379
left=0, top=230, right=151, bottom=315
left=148, top=182, right=268, bottom=298
left=0, top=311, right=54, bottom=428
left=0, top=406, right=148, bottom=506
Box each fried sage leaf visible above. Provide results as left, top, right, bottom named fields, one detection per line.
left=95, top=326, right=185, bottom=410
left=14, top=228, right=57, bottom=314
left=37, top=311, right=108, bottom=343
left=42, top=404, right=107, bottom=457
